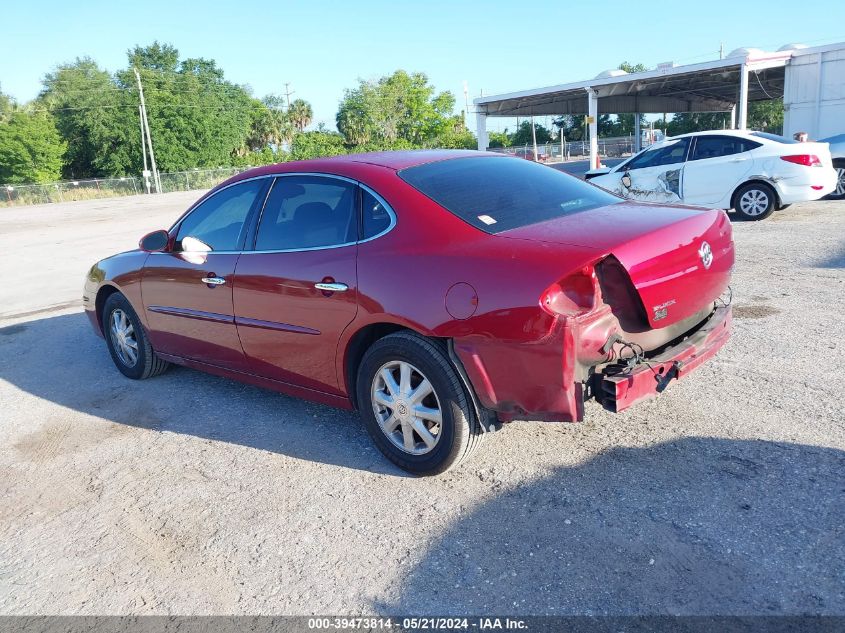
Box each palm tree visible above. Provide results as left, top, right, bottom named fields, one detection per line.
left=289, top=99, right=313, bottom=132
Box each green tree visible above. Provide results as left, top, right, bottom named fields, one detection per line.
left=487, top=130, right=511, bottom=148
left=748, top=99, right=783, bottom=133
left=511, top=120, right=552, bottom=145
left=337, top=70, right=456, bottom=148
left=666, top=112, right=731, bottom=135
left=0, top=111, right=66, bottom=183
left=38, top=43, right=259, bottom=177
left=290, top=131, right=347, bottom=161
left=288, top=98, right=313, bottom=132
left=554, top=114, right=586, bottom=141
left=39, top=57, right=133, bottom=178
left=0, top=84, right=12, bottom=123
left=618, top=61, right=648, bottom=73
left=114, top=43, right=255, bottom=173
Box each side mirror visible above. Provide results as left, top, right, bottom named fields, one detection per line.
left=621, top=172, right=632, bottom=188
left=139, top=229, right=170, bottom=252
left=584, top=167, right=611, bottom=180
left=179, top=235, right=213, bottom=265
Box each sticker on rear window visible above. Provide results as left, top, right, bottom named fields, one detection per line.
left=478, top=214, right=497, bottom=225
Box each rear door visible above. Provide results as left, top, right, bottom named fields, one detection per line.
left=232, top=175, right=361, bottom=394
left=142, top=178, right=267, bottom=369
left=682, top=135, right=759, bottom=206
left=615, top=138, right=690, bottom=204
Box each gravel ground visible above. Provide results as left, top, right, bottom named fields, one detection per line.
left=1, top=193, right=844, bottom=615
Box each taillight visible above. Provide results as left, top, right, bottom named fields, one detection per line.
left=781, top=154, right=821, bottom=167
left=539, top=266, right=600, bottom=317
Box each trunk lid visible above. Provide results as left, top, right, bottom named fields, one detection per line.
left=801, top=141, right=833, bottom=168
left=500, top=202, right=734, bottom=328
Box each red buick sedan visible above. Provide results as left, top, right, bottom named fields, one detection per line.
left=84, top=150, right=733, bottom=474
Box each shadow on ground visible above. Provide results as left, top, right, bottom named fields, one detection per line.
left=381, top=437, right=845, bottom=615
left=815, top=241, right=845, bottom=268
left=0, top=312, right=405, bottom=475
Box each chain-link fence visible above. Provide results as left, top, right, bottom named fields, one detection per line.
left=487, top=132, right=666, bottom=162
left=0, top=167, right=246, bottom=208
left=488, top=138, right=636, bottom=161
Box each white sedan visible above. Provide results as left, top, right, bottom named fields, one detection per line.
left=586, top=130, right=838, bottom=220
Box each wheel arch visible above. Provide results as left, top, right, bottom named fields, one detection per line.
left=730, top=178, right=781, bottom=211
left=340, top=321, right=496, bottom=432
left=342, top=322, right=423, bottom=410
left=94, top=283, right=122, bottom=335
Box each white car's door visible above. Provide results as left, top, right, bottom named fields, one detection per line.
left=681, top=135, right=759, bottom=206
left=595, top=138, right=690, bottom=204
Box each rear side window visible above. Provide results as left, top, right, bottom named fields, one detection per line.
left=176, top=179, right=264, bottom=251
left=626, top=138, right=690, bottom=170
left=398, top=156, right=618, bottom=234
left=361, top=188, right=393, bottom=239
left=690, top=136, right=761, bottom=160
left=255, top=176, right=357, bottom=250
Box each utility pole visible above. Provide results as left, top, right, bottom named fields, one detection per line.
left=284, top=82, right=295, bottom=110
left=139, top=106, right=150, bottom=194
left=719, top=42, right=724, bottom=60
left=462, top=80, right=469, bottom=128
left=134, top=68, right=161, bottom=194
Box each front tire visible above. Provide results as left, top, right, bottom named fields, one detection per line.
left=356, top=332, right=483, bottom=475
left=733, top=182, right=777, bottom=220
left=102, top=292, right=169, bottom=380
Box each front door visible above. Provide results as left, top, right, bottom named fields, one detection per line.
left=233, top=175, right=360, bottom=394
left=618, top=137, right=691, bottom=204
left=142, top=178, right=267, bottom=369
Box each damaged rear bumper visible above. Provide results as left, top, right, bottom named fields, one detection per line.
left=595, top=304, right=732, bottom=413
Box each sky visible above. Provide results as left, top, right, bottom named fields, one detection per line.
left=1, top=0, right=844, bottom=133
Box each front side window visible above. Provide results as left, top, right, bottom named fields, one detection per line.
left=690, top=136, right=761, bottom=160
left=176, top=179, right=264, bottom=251
left=626, top=138, right=690, bottom=170
left=255, top=176, right=357, bottom=250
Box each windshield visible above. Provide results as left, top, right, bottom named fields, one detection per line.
left=399, top=156, right=619, bottom=234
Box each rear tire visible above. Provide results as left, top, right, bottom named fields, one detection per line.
left=356, top=332, right=483, bottom=475
left=733, top=182, right=777, bottom=221
left=102, top=292, right=169, bottom=380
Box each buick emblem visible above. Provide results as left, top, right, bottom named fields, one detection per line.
left=699, top=241, right=713, bottom=269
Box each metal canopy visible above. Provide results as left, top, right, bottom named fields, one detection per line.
left=474, top=55, right=790, bottom=117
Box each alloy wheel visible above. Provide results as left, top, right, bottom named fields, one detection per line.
left=109, top=308, right=138, bottom=367
left=835, top=167, right=845, bottom=197
left=371, top=360, right=443, bottom=455
left=739, top=189, right=770, bottom=216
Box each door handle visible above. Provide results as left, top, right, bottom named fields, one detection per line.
left=314, top=282, right=348, bottom=292
left=201, top=276, right=226, bottom=286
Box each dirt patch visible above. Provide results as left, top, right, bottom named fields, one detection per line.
left=13, top=418, right=130, bottom=461
left=733, top=304, right=781, bottom=319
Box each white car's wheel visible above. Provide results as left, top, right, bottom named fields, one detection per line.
left=733, top=182, right=777, bottom=221
left=829, top=163, right=845, bottom=200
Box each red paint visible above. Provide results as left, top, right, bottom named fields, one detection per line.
left=84, top=151, right=734, bottom=422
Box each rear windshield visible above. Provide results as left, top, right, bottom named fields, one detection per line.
left=750, top=131, right=798, bottom=144
left=398, top=156, right=619, bottom=234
